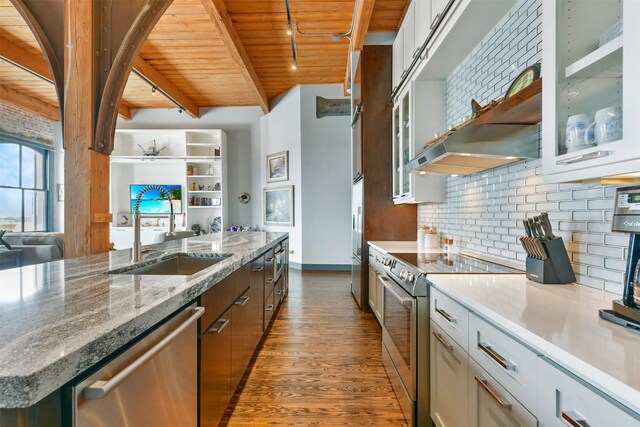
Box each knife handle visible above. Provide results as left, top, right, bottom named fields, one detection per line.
left=540, top=212, right=556, bottom=239
left=522, top=220, right=532, bottom=237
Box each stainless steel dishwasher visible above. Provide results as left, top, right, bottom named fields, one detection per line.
left=72, top=304, right=204, bottom=426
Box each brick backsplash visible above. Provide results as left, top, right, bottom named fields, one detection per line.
left=0, top=103, right=55, bottom=146
left=417, top=0, right=626, bottom=295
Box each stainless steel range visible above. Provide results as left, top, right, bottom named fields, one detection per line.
left=374, top=248, right=522, bottom=427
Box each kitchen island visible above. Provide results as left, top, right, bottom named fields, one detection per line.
left=0, top=231, right=287, bottom=415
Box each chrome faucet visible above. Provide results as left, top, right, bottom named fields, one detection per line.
left=132, top=185, right=176, bottom=263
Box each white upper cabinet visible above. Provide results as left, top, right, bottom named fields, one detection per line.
left=392, top=81, right=445, bottom=204
left=392, top=24, right=404, bottom=90
left=542, top=0, right=640, bottom=182
left=403, top=2, right=416, bottom=72
left=414, top=0, right=430, bottom=54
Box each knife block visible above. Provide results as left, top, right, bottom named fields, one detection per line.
left=525, top=237, right=576, bottom=284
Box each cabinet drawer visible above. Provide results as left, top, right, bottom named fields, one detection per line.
left=470, top=358, right=537, bottom=427
left=469, top=313, right=538, bottom=413
left=431, top=287, right=469, bottom=351
left=430, top=320, right=469, bottom=427
left=274, top=277, right=285, bottom=309
left=538, top=359, right=640, bottom=427
left=264, top=287, right=276, bottom=328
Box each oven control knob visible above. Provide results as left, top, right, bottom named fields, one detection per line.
left=400, top=270, right=408, bottom=280
left=382, top=257, right=392, bottom=267
left=406, top=273, right=415, bottom=283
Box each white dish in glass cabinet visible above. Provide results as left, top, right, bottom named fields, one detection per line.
left=542, top=0, right=640, bottom=182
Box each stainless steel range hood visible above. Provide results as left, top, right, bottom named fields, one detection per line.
left=407, top=124, right=540, bottom=176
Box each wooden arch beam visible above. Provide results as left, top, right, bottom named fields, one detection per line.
left=200, top=0, right=269, bottom=114
left=344, top=0, right=376, bottom=91
left=0, top=36, right=132, bottom=120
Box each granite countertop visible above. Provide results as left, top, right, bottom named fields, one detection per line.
left=368, top=240, right=640, bottom=414
left=0, top=231, right=287, bottom=408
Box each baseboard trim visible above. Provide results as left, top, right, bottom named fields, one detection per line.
left=301, top=264, right=351, bottom=272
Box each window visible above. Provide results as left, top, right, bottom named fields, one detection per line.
left=0, top=142, right=48, bottom=232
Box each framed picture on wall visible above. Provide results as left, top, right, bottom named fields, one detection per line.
left=264, top=185, right=294, bottom=226
left=266, top=150, right=289, bottom=183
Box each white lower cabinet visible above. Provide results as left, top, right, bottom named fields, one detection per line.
left=537, top=359, right=640, bottom=427
left=430, top=321, right=469, bottom=427
left=368, top=266, right=383, bottom=322
left=469, top=358, right=537, bottom=427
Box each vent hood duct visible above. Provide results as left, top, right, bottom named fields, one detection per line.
left=407, top=124, right=540, bottom=176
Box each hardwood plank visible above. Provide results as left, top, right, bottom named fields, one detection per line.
left=222, top=271, right=408, bottom=427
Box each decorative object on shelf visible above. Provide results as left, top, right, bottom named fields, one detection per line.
left=187, top=164, right=194, bottom=176
left=264, top=185, right=294, bottom=226
left=206, top=164, right=214, bottom=175
left=191, top=182, right=197, bottom=191
left=504, top=63, right=541, bottom=99
left=137, top=139, right=166, bottom=157
left=214, top=182, right=221, bottom=191
left=238, top=192, right=251, bottom=204
left=470, top=98, right=499, bottom=119
left=191, top=224, right=201, bottom=235
left=214, top=148, right=221, bottom=157
left=565, top=113, right=593, bottom=153
left=211, top=216, right=222, bottom=233
left=585, top=105, right=622, bottom=145
left=266, top=150, right=289, bottom=183
left=116, top=213, right=131, bottom=227
left=229, top=225, right=239, bottom=232
left=598, top=19, right=623, bottom=47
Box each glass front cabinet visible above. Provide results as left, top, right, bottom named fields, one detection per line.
left=392, top=81, right=445, bottom=204
left=542, top=0, right=640, bottom=182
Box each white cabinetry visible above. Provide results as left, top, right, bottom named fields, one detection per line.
left=367, top=266, right=383, bottom=323
left=542, top=0, right=640, bottom=182
left=402, top=2, right=416, bottom=72
left=392, top=81, right=445, bottom=204
left=430, top=320, right=469, bottom=427
left=469, top=358, right=536, bottom=427
left=110, top=129, right=227, bottom=246
left=537, top=359, right=640, bottom=426
left=392, top=25, right=404, bottom=90
left=414, top=0, right=430, bottom=54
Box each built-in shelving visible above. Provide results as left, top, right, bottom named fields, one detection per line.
left=564, top=36, right=623, bottom=79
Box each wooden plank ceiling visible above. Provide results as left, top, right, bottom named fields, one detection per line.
left=0, top=0, right=408, bottom=121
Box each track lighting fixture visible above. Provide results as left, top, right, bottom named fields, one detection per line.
left=151, top=86, right=157, bottom=95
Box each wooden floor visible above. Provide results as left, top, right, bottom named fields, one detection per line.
left=224, top=270, right=408, bottom=426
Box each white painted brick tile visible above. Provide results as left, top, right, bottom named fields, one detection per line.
left=605, top=234, right=629, bottom=247
left=572, top=253, right=604, bottom=267
left=573, top=211, right=604, bottom=221
left=587, top=199, right=614, bottom=210
left=604, top=258, right=627, bottom=271
left=559, top=200, right=588, bottom=211
left=588, top=267, right=624, bottom=283
left=572, top=232, right=604, bottom=245
left=588, top=245, right=624, bottom=258
left=604, top=281, right=624, bottom=295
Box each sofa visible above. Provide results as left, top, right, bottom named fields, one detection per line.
left=1, top=232, right=65, bottom=267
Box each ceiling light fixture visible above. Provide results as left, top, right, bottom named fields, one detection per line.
left=418, top=171, right=427, bottom=175
left=151, top=86, right=157, bottom=95
left=291, top=61, right=298, bottom=71
left=286, top=23, right=293, bottom=36
left=284, top=0, right=298, bottom=70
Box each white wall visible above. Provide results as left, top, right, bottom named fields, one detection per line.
left=300, top=85, right=351, bottom=266
left=116, top=106, right=263, bottom=227
left=259, top=87, right=303, bottom=264
left=259, top=84, right=351, bottom=268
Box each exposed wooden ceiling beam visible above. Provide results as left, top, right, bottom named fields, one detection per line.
left=200, top=0, right=269, bottom=114
left=344, top=0, right=376, bottom=91
left=352, top=0, right=376, bottom=51
left=0, top=83, right=60, bottom=121
left=0, top=36, right=134, bottom=120
left=132, top=56, right=200, bottom=118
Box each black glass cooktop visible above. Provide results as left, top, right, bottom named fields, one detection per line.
left=389, top=252, right=522, bottom=275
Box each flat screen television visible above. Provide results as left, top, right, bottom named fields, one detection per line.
left=130, top=184, right=182, bottom=214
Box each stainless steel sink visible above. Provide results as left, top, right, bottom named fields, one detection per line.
left=110, top=253, right=231, bottom=276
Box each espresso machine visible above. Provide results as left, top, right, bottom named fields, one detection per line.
left=600, top=185, right=640, bottom=331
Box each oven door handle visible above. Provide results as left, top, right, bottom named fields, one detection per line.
left=381, top=276, right=413, bottom=306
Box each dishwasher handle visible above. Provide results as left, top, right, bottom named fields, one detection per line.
left=83, top=306, right=205, bottom=400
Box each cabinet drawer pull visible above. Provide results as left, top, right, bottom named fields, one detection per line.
left=252, top=266, right=264, bottom=272
left=430, top=12, right=442, bottom=29
left=207, top=318, right=229, bottom=334
left=561, top=411, right=587, bottom=427
left=478, top=341, right=516, bottom=371
left=266, top=257, right=274, bottom=262
left=266, top=278, right=274, bottom=284
left=234, top=295, right=250, bottom=306
left=474, top=376, right=512, bottom=410
left=433, top=331, right=453, bottom=351
left=556, top=150, right=613, bottom=165
left=265, top=304, right=274, bottom=312
left=275, top=290, right=283, bottom=296
left=435, top=307, right=457, bottom=323
left=412, top=47, right=420, bottom=59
